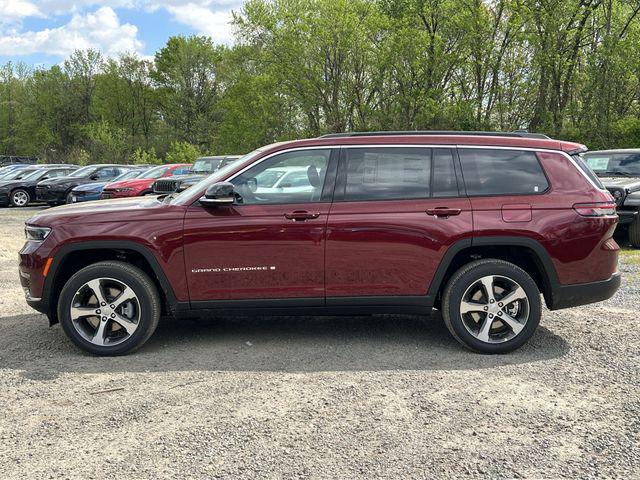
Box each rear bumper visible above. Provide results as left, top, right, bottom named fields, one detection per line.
left=548, top=272, right=621, bottom=310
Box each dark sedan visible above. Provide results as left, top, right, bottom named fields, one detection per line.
left=0, top=165, right=78, bottom=207
left=35, top=165, right=137, bottom=206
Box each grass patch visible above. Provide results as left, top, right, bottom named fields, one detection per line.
left=620, top=248, right=640, bottom=265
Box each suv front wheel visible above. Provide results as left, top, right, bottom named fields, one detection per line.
left=442, top=259, right=541, bottom=354
left=58, top=261, right=161, bottom=355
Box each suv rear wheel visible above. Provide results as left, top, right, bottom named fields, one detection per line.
left=442, top=259, right=541, bottom=353
left=58, top=261, right=161, bottom=355
left=629, top=218, right=640, bottom=248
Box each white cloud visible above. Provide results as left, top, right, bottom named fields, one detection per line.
left=0, top=7, right=143, bottom=57
left=149, top=0, right=243, bottom=44
left=0, top=0, right=42, bottom=22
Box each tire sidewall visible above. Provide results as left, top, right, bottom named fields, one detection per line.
left=58, top=263, right=159, bottom=355
left=11, top=189, right=30, bottom=207
left=444, top=261, right=541, bottom=354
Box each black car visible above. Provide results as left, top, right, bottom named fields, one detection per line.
left=0, top=165, right=78, bottom=207
left=152, top=155, right=241, bottom=194
left=583, top=149, right=640, bottom=247
left=36, top=164, right=138, bottom=206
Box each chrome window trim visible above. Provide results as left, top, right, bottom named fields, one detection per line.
left=186, top=143, right=601, bottom=202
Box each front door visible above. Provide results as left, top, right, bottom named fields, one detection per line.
left=325, top=146, right=473, bottom=303
left=183, top=148, right=337, bottom=304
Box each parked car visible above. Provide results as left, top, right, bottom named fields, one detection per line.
left=69, top=167, right=150, bottom=203
left=101, top=163, right=192, bottom=199
left=35, top=165, right=138, bottom=206
left=582, top=149, right=640, bottom=247
left=152, top=156, right=240, bottom=194
left=20, top=131, right=620, bottom=356
left=0, top=165, right=79, bottom=207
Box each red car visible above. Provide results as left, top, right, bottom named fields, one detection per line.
left=101, top=163, right=192, bottom=198
left=19, top=131, right=620, bottom=355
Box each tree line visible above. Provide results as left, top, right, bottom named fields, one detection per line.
left=1, top=0, right=640, bottom=164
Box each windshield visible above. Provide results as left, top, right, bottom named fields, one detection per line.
left=20, top=169, right=46, bottom=181
left=112, top=170, right=142, bottom=182
left=191, top=158, right=221, bottom=173
left=139, top=165, right=171, bottom=179
left=69, top=165, right=97, bottom=178
left=169, top=150, right=261, bottom=205
left=3, top=168, right=37, bottom=180
left=584, top=152, right=640, bottom=176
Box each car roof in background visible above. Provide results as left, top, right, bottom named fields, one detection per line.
left=583, top=149, right=640, bottom=155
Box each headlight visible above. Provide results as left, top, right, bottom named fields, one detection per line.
left=25, top=225, right=51, bottom=242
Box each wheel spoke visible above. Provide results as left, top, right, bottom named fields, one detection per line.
left=70, top=306, right=97, bottom=319
left=86, top=279, right=108, bottom=306
left=460, top=300, right=486, bottom=314
left=479, top=276, right=496, bottom=303
left=477, top=315, right=494, bottom=342
left=499, top=286, right=527, bottom=306
left=113, top=286, right=136, bottom=310
left=92, top=320, right=108, bottom=346
left=500, top=312, right=524, bottom=336
left=113, top=313, right=137, bottom=334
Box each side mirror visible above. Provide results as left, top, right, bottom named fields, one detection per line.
left=200, top=181, right=235, bottom=207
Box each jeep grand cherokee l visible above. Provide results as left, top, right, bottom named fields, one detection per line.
left=19, top=132, right=620, bottom=355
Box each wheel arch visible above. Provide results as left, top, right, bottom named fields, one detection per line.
left=44, top=241, right=178, bottom=324
left=428, top=237, right=559, bottom=308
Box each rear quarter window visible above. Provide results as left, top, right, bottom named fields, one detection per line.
left=459, top=149, right=549, bottom=196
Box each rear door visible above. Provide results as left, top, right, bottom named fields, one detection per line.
left=325, top=146, right=473, bottom=304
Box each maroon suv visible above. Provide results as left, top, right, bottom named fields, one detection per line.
left=19, top=132, right=620, bottom=355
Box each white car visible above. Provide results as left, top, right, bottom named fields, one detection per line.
left=254, top=166, right=316, bottom=194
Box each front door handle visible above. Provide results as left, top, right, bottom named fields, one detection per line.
left=284, top=211, right=320, bottom=221
left=426, top=207, right=462, bottom=218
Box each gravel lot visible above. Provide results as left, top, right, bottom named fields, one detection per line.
left=0, top=206, right=638, bottom=479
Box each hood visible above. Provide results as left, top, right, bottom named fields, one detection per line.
left=72, top=181, right=107, bottom=192
left=105, top=178, right=153, bottom=189
left=600, top=176, right=640, bottom=192
left=27, top=196, right=184, bottom=226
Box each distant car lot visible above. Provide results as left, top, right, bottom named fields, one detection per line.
left=1, top=206, right=639, bottom=478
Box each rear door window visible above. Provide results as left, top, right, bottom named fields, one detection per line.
left=342, top=147, right=431, bottom=201
left=458, top=149, right=549, bottom=196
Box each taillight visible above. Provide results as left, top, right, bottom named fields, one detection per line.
left=573, top=202, right=617, bottom=217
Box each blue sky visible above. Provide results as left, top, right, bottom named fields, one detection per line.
left=0, top=1, right=245, bottom=66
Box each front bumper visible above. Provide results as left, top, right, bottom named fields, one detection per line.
left=70, top=191, right=100, bottom=202
left=548, top=272, right=621, bottom=310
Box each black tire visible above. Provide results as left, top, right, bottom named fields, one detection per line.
left=58, top=261, right=161, bottom=355
left=10, top=189, right=30, bottom=207
left=65, top=191, right=74, bottom=204
left=442, top=259, right=541, bottom=354
left=47, top=202, right=58, bottom=207
left=629, top=217, right=640, bottom=248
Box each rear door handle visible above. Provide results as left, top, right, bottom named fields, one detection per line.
left=426, top=207, right=462, bottom=218
left=284, top=211, right=320, bottom=221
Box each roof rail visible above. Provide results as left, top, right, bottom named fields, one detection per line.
left=320, top=130, right=550, bottom=140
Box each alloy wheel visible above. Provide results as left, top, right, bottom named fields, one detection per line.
left=69, top=277, right=141, bottom=346
left=12, top=190, right=29, bottom=207
left=459, top=275, right=530, bottom=344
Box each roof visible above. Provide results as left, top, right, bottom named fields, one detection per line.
left=584, top=149, right=640, bottom=155
left=258, top=132, right=585, bottom=156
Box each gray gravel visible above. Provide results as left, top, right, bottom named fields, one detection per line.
left=0, top=207, right=638, bottom=479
